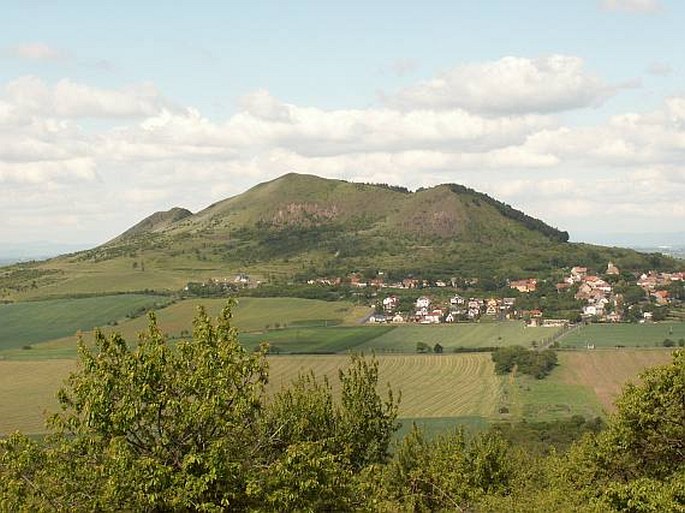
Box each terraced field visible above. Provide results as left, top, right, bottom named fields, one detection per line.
left=268, top=353, right=501, bottom=419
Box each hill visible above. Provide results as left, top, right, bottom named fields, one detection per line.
left=0, top=173, right=677, bottom=299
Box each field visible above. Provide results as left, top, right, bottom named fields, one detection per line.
left=0, top=297, right=373, bottom=359
left=558, top=322, right=685, bottom=348
left=0, top=294, right=679, bottom=436
left=268, top=353, right=501, bottom=419
left=0, top=294, right=170, bottom=351
left=554, top=349, right=675, bottom=410
left=0, top=359, right=76, bottom=435
left=357, top=322, right=562, bottom=352
left=0, top=347, right=676, bottom=436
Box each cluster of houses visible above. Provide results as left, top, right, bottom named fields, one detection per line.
left=554, top=264, right=683, bottom=322
left=362, top=261, right=683, bottom=326
left=368, top=294, right=521, bottom=325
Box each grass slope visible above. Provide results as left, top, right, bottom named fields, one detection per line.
left=267, top=353, right=501, bottom=419
left=0, top=298, right=372, bottom=360
left=358, top=322, right=562, bottom=352
left=0, top=294, right=169, bottom=350
left=0, top=359, right=75, bottom=435
left=558, top=322, right=685, bottom=348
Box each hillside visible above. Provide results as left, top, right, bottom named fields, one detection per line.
left=0, top=173, right=677, bottom=299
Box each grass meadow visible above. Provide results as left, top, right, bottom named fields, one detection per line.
left=358, top=322, right=562, bottom=352
left=0, top=294, right=678, bottom=436
left=0, top=294, right=170, bottom=351
left=0, top=348, right=675, bottom=436
left=558, top=322, right=685, bottom=348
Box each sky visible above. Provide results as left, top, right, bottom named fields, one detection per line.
left=1, top=0, right=684, bottom=250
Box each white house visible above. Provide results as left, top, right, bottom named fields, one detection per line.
left=415, top=296, right=431, bottom=309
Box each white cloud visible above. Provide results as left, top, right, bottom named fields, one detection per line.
left=389, top=55, right=613, bottom=115
left=5, top=42, right=65, bottom=61
left=647, top=61, right=672, bottom=76
left=600, top=0, right=662, bottom=13
left=4, top=76, right=172, bottom=119
left=2, top=58, right=685, bottom=243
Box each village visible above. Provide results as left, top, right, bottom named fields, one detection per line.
left=308, top=262, right=684, bottom=326
left=186, top=262, right=684, bottom=327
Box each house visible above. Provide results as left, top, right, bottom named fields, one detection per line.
left=583, top=304, right=603, bottom=317
left=606, top=261, right=620, bottom=275
left=606, top=312, right=622, bottom=322
left=502, top=297, right=516, bottom=308
left=509, top=279, right=537, bottom=293
left=652, top=290, right=670, bottom=305
left=556, top=282, right=572, bottom=292
left=391, top=313, right=405, bottom=323
left=349, top=273, right=368, bottom=288
left=368, top=313, right=387, bottom=323
left=402, top=278, right=420, bottom=289
left=382, top=295, right=400, bottom=312
left=450, top=295, right=466, bottom=306
left=571, top=267, right=588, bottom=281
left=415, top=296, right=431, bottom=309
left=445, top=312, right=456, bottom=323
left=637, top=273, right=658, bottom=291
left=422, top=309, right=443, bottom=324
left=369, top=277, right=385, bottom=288
left=234, top=274, right=250, bottom=285
left=542, top=319, right=569, bottom=327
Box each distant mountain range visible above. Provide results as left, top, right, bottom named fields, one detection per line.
left=0, top=173, right=679, bottom=299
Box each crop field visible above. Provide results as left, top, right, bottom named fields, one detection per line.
left=500, top=349, right=675, bottom=420
left=0, top=347, right=676, bottom=435
left=553, top=349, right=674, bottom=410
left=0, top=294, right=170, bottom=351
left=88, top=297, right=371, bottom=340
left=267, top=353, right=501, bottom=419
left=0, top=359, right=75, bottom=435
left=357, top=322, right=563, bottom=352
left=558, top=322, right=685, bottom=348
left=0, top=297, right=372, bottom=359
left=240, top=326, right=393, bottom=353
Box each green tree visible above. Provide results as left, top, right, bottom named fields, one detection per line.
left=0, top=301, right=399, bottom=511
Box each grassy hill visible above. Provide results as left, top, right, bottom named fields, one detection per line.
left=0, top=173, right=677, bottom=300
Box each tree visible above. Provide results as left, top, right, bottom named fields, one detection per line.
left=0, top=301, right=400, bottom=511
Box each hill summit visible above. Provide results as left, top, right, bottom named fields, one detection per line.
left=3, top=173, right=675, bottom=298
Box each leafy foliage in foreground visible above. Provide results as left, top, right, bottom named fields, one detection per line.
left=1, top=302, right=684, bottom=512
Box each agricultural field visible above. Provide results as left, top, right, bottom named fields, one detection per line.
left=553, top=349, right=675, bottom=410
left=0, top=297, right=373, bottom=360
left=558, top=322, right=685, bottom=348
left=499, top=349, right=676, bottom=421
left=0, top=359, right=75, bottom=435
left=0, top=294, right=170, bottom=351
left=266, top=353, right=502, bottom=419
left=0, top=347, right=676, bottom=436
left=357, top=322, right=562, bottom=352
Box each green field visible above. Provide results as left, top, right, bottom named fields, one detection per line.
left=357, top=322, right=562, bottom=352
left=0, top=348, right=674, bottom=436
left=0, top=297, right=373, bottom=360
left=240, top=326, right=394, bottom=353
left=558, top=322, right=685, bottom=348
left=0, top=294, right=170, bottom=350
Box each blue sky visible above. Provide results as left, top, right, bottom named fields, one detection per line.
left=1, top=0, right=684, bottom=247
